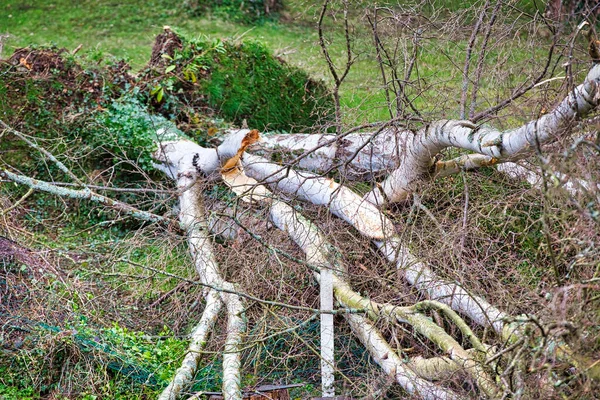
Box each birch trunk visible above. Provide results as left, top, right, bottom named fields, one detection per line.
left=218, top=165, right=486, bottom=398
left=264, top=186, right=468, bottom=399
left=158, top=290, right=222, bottom=400
left=240, top=153, right=513, bottom=338
left=250, top=65, right=600, bottom=205
left=319, top=267, right=335, bottom=397
left=154, top=146, right=247, bottom=400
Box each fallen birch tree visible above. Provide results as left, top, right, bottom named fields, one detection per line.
left=2, top=4, right=600, bottom=400
left=3, top=54, right=600, bottom=400
left=148, top=58, right=600, bottom=396
left=252, top=60, right=600, bottom=205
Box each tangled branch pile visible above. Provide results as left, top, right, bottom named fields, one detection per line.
left=1, top=2, right=600, bottom=400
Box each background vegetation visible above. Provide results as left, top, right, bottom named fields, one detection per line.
left=1, top=0, right=599, bottom=399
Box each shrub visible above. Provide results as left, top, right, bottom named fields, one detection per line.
left=92, top=94, right=184, bottom=172
left=146, top=29, right=334, bottom=132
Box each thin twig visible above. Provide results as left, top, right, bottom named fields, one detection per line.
left=472, top=32, right=557, bottom=123
left=460, top=1, right=489, bottom=119
left=367, top=10, right=394, bottom=119
left=1, top=119, right=85, bottom=186
left=469, top=0, right=502, bottom=119
left=118, top=258, right=364, bottom=315
left=318, top=0, right=354, bottom=134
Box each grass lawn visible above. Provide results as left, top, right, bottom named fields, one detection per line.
left=1, top=0, right=386, bottom=120
left=0, top=0, right=557, bottom=124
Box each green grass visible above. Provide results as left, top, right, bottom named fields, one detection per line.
left=1, top=0, right=558, bottom=126
left=0, top=1, right=319, bottom=72
left=2, top=0, right=173, bottom=69
left=2, top=0, right=550, bottom=125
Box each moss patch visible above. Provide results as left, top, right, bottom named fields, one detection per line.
left=143, top=28, right=334, bottom=132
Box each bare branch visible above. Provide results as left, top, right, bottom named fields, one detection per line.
left=460, top=0, right=490, bottom=119
left=469, top=0, right=502, bottom=119
left=0, top=169, right=166, bottom=223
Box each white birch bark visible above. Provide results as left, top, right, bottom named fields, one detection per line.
left=219, top=166, right=477, bottom=398
left=265, top=192, right=466, bottom=399
left=180, top=177, right=246, bottom=400
left=152, top=129, right=519, bottom=398
left=252, top=128, right=403, bottom=179
left=365, top=64, right=599, bottom=205
left=375, top=237, right=512, bottom=337
left=220, top=169, right=337, bottom=398
left=269, top=200, right=336, bottom=397
left=256, top=131, right=600, bottom=199
left=240, top=153, right=513, bottom=339
left=319, top=266, right=335, bottom=397
left=240, top=153, right=396, bottom=239
left=154, top=110, right=600, bottom=397
left=249, top=65, right=600, bottom=206
left=158, top=290, right=222, bottom=400
left=155, top=145, right=246, bottom=400
left=496, top=162, right=600, bottom=196
left=346, top=314, right=465, bottom=400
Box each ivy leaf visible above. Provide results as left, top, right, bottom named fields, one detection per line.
left=150, top=85, right=161, bottom=95
left=184, top=70, right=197, bottom=83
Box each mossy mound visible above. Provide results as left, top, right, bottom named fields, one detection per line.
left=0, top=32, right=334, bottom=226
left=0, top=47, right=131, bottom=177
left=144, top=28, right=334, bottom=132
left=0, top=27, right=334, bottom=180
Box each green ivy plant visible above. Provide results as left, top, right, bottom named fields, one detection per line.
left=92, top=93, right=185, bottom=172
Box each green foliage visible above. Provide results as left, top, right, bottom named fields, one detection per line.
left=152, top=33, right=334, bottom=132
left=0, top=369, right=38, bottom=400
left=0, top=319, right=190, bottom=398
left=92, top=94, right=184, bottom=172
left=0, top=50, right=182, bottom=233
left=202, top=39, right=332, bottom=131
left=96, top=322, right=188, bottom=384
left=0, top=47, right=124, bottom=166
